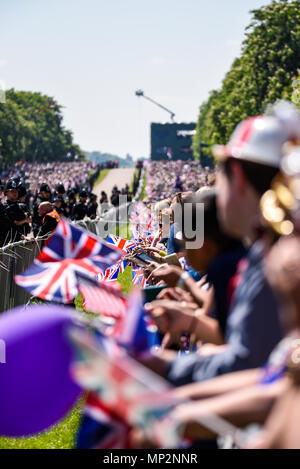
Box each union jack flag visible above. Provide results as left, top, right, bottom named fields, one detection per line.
left=70, top=325, right=175, bottom=449
left=132, top=266, right=147, bottom=288
left=112, top=288, right=155, bottom=354
left=97, top=264, right=121, bottom=283
left=106, top=235, right=135, bottom=254
left=102, top=234, right=135, bottom=279
left=15, top=220, right=123, bottom=303
left=76, top=392, right=131, bottom=449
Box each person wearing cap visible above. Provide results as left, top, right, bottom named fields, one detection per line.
left=32, top=183, right=52, bottom=236
left=53, top=197, right=66, bottom=217
left=87, top=193, right=98, bottom=220
left=17, top=184, right=31, bottom=236
left=54, top=183, right=67, bottom=213
left=38, top=201, right=61, bottom=237
left=100, top=191, right=108, bottom=205
left=3, top=180, right=32, bottom=241
left=72, top=189, right=88, bottom=221
left=66, top=191, right=76, bottom=219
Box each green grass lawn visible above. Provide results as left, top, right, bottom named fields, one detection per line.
left=0, top=400, right=83, bottom=449
left=93, top=168, right=109, bottom=187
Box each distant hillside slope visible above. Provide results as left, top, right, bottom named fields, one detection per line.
left=85, top=151, right=134, bottom=168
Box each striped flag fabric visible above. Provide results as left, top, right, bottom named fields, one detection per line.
left=112, top=289, right=153, bottom=355
left=76, top=392, right=131, bottom=449
left=97, top=264, right=121, bottom=283
left=132, top=266, right=147, bottom=288
left=77, top=273, right=128, bottom=320
left=70, top=326, right=174, bottom=449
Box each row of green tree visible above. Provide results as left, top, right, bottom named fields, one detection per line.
left=193, top=0, right=300, bottom=164
left=0, top=89, right=84, bottom=164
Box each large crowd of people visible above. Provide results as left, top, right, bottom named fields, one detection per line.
left=120, top=101, right=300, bottom=449
left=145, top=160, right=215, bottom=203
left=1, top=160, right=99, bottom=195
left=0, top=160, right=130, bottom=245
left=3, top=102, right=300, bottom=450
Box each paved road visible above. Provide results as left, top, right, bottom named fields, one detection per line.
left=93, top=168, right=135, bottom=200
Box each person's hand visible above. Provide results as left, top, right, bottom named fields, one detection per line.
left=143, top=260, right=160, bottom=280
left=145, top=300, right=197, bottom=335
left=157, top=287, right=195, bottom=304
left=147, top=264, right=183, bottom=288
left=144, top=246, right=161, bottom=254
left=245, top=431, right=272, bottom=449
left=124, top=254, right=137, bottom=263
left=131, top=246, right=145, bottom=255
left=161, top=331, right=186, bottom=350
left=145, top=251, right=165, bottom=263
left=21, top=235, right=35, bottom=242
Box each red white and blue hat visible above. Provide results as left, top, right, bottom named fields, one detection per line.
left=213, top=115, right=290, bottom=168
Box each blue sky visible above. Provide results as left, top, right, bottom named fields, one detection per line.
left=1, top=0, right=269, bottom=159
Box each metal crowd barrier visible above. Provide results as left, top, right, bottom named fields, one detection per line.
left=0, top=242, right=41, bottom=312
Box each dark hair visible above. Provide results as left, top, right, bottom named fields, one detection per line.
left=221, top=158, right=279, bottom=196
left=178, top=189, right=242, bottom=253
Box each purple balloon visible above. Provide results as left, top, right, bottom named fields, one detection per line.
left=0, top=304, right=81, bottom=437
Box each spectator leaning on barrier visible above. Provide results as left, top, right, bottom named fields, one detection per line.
left=38, top=201, right=61, bottom=237
left=53, top=197, right=67, bottom=217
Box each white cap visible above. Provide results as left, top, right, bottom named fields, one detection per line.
left=213, top=115, right=288, bottom=168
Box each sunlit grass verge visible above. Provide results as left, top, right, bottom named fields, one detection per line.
left=0, top=398, right=83, bottom=449
left=93, top=168, right=110, bottom=188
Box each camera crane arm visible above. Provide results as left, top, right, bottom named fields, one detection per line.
left=135, top=89, right=175, bottom=122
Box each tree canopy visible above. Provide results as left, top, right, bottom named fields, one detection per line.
left=0, top=89, right=84, bottom=164
left=193, top=0, right=300, bottom=163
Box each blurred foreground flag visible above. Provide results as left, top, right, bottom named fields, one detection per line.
left=132, top=266, right=147, bottom=288
left=112, top=289, right=157, bottom=355
left=76, top=392, right=131, bottom=449
left=15, top=219, right=122, bottom=303
left=70, top=327, right=180, bottom=449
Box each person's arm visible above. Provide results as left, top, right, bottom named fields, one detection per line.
left=172, top=368, right=260, bottom=401
left=147, top=265, right=213, bottom=311
left=180, top=272, right=213, bottom=312
left=14, top=216, right=32, bottom=225
left=147, top=300, right=224, bottom=345
left=39, top=216, right=57, bottom=237
left=171, top=378, right=288, bottom=440
left=192, top=311, right=224, bottom=345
